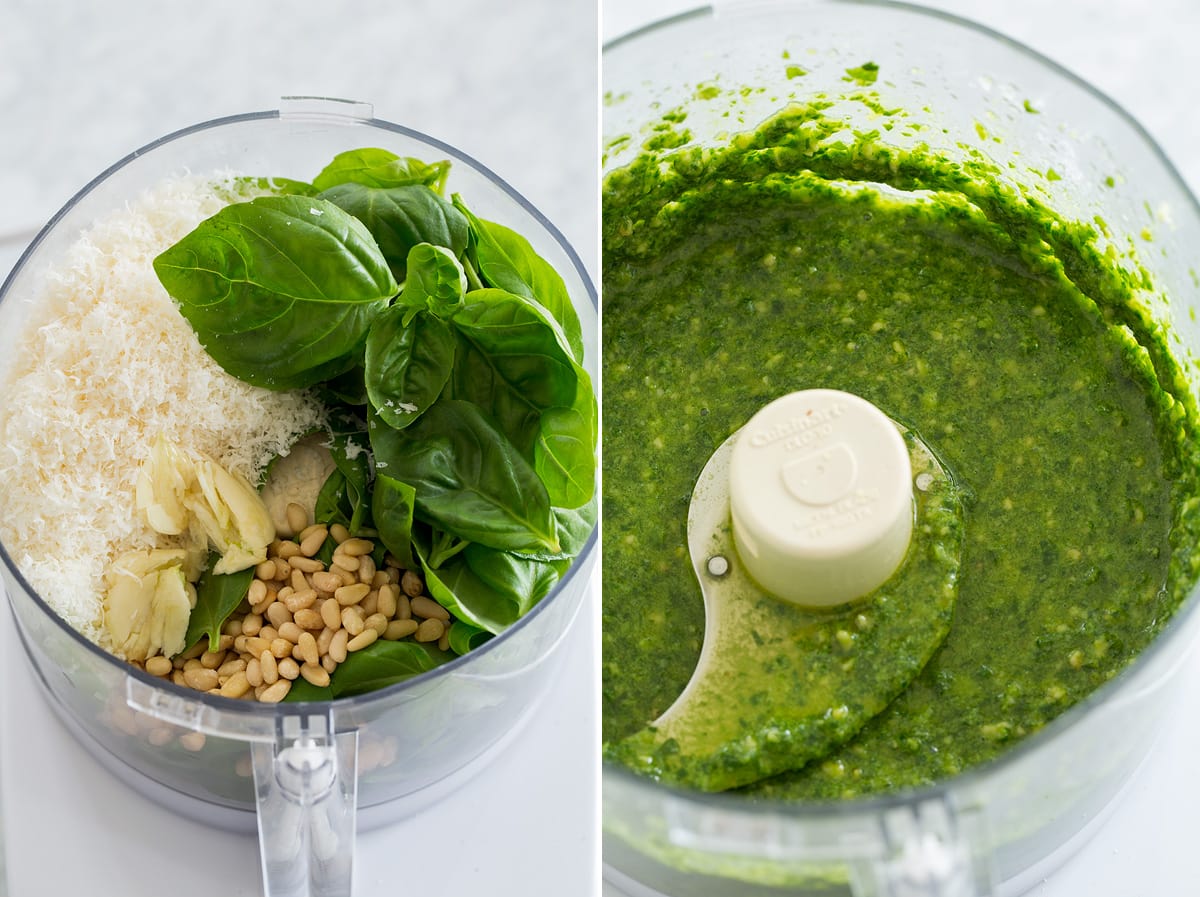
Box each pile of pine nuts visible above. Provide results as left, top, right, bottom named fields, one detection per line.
left=138, top=503, right=454, bottom=703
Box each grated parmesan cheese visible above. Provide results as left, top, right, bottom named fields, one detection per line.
left=0, top=174, right=326, bottom=650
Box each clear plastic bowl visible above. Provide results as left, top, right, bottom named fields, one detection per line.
left=0, top=97, right=597, bottom=897
left=602, top=4, right=1200, bottom=895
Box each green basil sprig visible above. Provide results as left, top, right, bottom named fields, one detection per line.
left=154, top=195, right=396, bottom=390
left=180, top=553, right=255, bottom=656
left=284, top=640, right=452, bottom=702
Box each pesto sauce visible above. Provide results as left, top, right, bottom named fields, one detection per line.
left=601, top=104, right=1200, bottom=800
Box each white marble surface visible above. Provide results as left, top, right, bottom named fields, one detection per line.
left=0, top=1, right=597, bottom=896
left=601, top=1, right=1200, bottom=896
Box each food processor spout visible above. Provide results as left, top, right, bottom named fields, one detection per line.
left=251, top=713, right=359, bottom=897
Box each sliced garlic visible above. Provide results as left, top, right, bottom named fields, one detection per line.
left=187, top=459, right=275, bottom=575
left=135, top=433, right=194, bottom=536
left=103, top=549, right=197, bottom=661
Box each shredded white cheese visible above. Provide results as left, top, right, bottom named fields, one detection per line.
left=0, top=174, right=326, bottom=649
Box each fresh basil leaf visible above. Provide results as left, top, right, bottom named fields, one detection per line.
left=364, top=305, right=455, bottom=430
left=285, top=639, right=452, bottom=701
left=328, top=410, right=373, bottom=534
left=448, top=288, right=596, bottom=506
left=181, top=554, right=255, bottom=655
left=554, top=495, right=597, bottom=559
left=315, top=468, right=350, bottom=528
left=454, top=197, right=585, bottom=363
left=229, top=176, right=318, bottom=198
left=534, top=406, right=596, bottom=509
left=319, top=184, right=469, bottom=280
left=397, top=244, right=467, bottom=319
left=312, top=149, right=451, bottom=195
left=154, top=195, right=396, bottom=389
left=317, top=365, right=368, bottom=407
left=448, top=621, right=492, bottom=655
left=421, top=540, right=558, bottom=635
left=372, top=474, right=417, bottom=571
left=370, top=399, right=559, bottom=553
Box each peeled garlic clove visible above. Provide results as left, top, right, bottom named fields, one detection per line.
left=103, top=549, right=194, bottom=660
left=260, top=435, right=337, bottom=537
left=188, top=459, right=275, bottom=574
left=136, top=434, right=194, bottom=536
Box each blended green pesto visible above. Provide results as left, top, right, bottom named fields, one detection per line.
left=601, top=103, right=1200, bottom=801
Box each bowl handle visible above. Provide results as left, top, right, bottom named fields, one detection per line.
left=250, top=712, right=359, bottom=897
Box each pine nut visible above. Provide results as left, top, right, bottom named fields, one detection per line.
left=312, top=571, right=342, bottom=594
left=200, top=650, right=225, bottom=670
left=278, top=657, right=301, bottom=680
left=179, top=732, right=207, bottom=752
left=361, top=590, right=379, bottom=616
left=242, top=637, right=269, bottom=658
left=289, top=556, right=323, bottom=573
left=411, top=596, right=450, bottom=622
left=266, top=602, right=292, bottom=629
left=335, top=566, right=358, bottom=586
left=259, top=625, right=280, bottom=642
left=365, top=613, right=389, bottom=636
left=397, top=593, right=412, bottom=620
left=246, top=657, right=263, bottom=688
left=183, top=658, right=203, bottom=672
left=259, top=680, right=292, bottom=703
left=317, top=626, right=335, bottom=655
left=357, top=554, right=377, bottom=584
left=330, top=523, right=351, bottom=544
left=148, top=728, right=174, bottom=747
left=241, top=613, right=263, bottom=636
left=329, top=629, right=349, bottom=663
left=277, top=621, right=303, bottom=643
left=347, top=629, right=379, bottom=652
left=320, top=598, right=342, bottom=630
left=290, top=568, right=309, bottom=592
left=172, top=670, right=187, bottom=687
left=251, top=589, right=274, bottom=616
left=385, top=619, right=418, bottom=640
left=371, top=570, right=390, bottom=589
left=298, top=632, right=320, bottom=665
left=181, top=641, right=208, bottom=661
left=145, top=656, right=173, bottom=677
left=271, top=638, right=293, bottom=659
left=342, top=607, right=365, bottom=636
left=331, top=552, right=360, bottom=572
left=217, top=658, right=247, bottom=678
left=284, top=588, right=317, bottom=613
left=438, top=632, right=450, bottom=652
left=300, top=663, right=330, bottom=687
left=255, top=560, right=276, bottom=580
left=272, top=558, right=291, bottom=580
left=335, top=583, right=371, bottom=606
left=184, top=667, right=220, bottom=691
left=401, top=570, right=425, bottom=598
left=220, top=672, right=251, bottom=698
left=340, top=537, right=374, bottom=557
left=377, top=584, right=398, bottom=619
left=260, top=651, right=279, bottom=684
left=218, top=634, right=236, bottom=651
left=285, top=502, right=309, bottom=535
left=300, top=525, right=328, bottom=557
left=294, top=608, right=324, bottom=631
left=415, top=619, right=444, bottom=643
left=278, top=540, right=302, bottom=559
left=322, top=655, right=337, bottom=673
left=223, top=617, right=243, bottom=637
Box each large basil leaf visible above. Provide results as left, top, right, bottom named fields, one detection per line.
left=370, top=400, right=559, bottom=553
left=364, top=305, right=455, bottom=429
left=448, top=621, right=492, bottom=655
left=154, top=196, right=396, bottom=389
left=319, top=183, right=468, bottom=279
left=285, top=640, right=452, bottom=702
left=371, top=474, right=417, bottom=571
left=397, top=244, right=467, bottom=319
left=454, top=197, right=585, bottom=363
left=422, top=541, right=559, bottom=635
left=554, top=496, right=597, bottom=559
left=312, top=148, right=450, bottom=195
left=181, top=555, right=254, bottom=655
left=449, top=289, right=595, bottom=506
left=314, top=410, right=373, bottom=533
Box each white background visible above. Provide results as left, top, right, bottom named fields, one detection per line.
left=600, top=1, right=1200, bottom=896
left=0, top=1, right=597, bottom=896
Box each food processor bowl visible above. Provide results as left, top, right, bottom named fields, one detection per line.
left=0, top=97, right=597, bottom=897
left=602, top=3, right=1200, bottom=894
